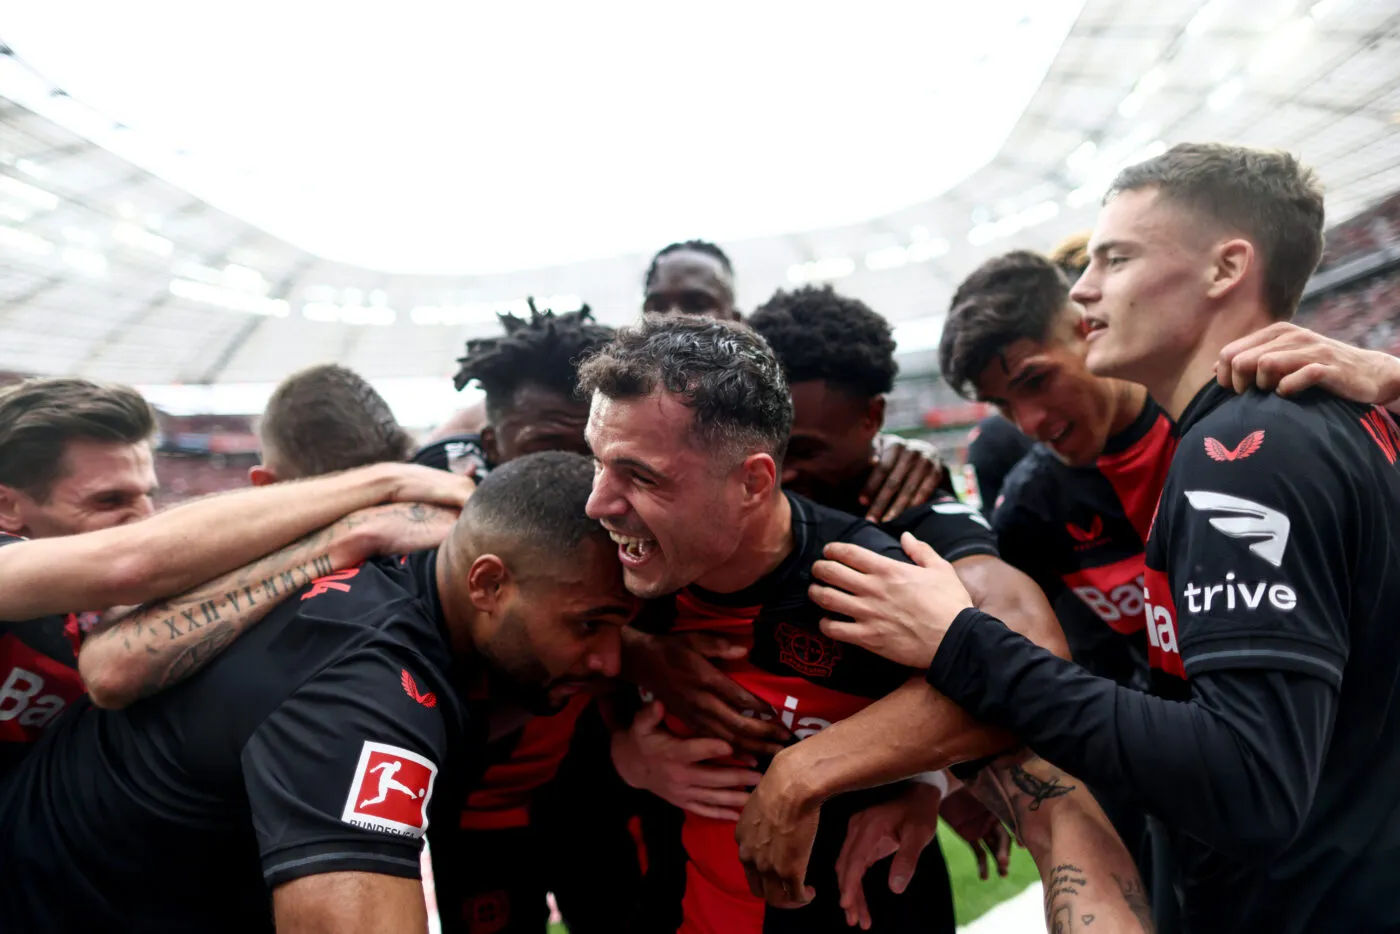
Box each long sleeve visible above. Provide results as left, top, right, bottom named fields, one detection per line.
left=928, top=608, right=1335, bottom=859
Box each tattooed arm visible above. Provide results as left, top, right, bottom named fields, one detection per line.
left=970, top=751, right=1153, bottom=934
left=0, top=462, right=472, bottom=621
left=78, top=503, right=457, bottom=709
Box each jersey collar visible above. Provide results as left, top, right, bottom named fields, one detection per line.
left=1174, top=380, right=1233, bottom=437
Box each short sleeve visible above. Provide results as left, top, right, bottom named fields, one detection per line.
left=896, top=493, right=1000, bottom=563
left=1159, top=409, right=1351, bottom=687
left=243, top=645, right=451, bottom=889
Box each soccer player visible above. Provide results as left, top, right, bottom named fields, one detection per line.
left=643, top=239, right=742, bottom=321
left=940, top=251, right=1165, bottom=690
left=813, top=143, right=1400, bottom=933
left=0, top=377, right=469, bottom=766
left=0, top=452, right=637, bottom=932
left=580, top=315, right=1098, bottom=933
left=251, top=363, right=416, bottom=484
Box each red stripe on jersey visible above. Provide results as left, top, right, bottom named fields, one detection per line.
left=1096, top=414, right=1177, bottom=543
left=1062, top=555, right=1148, bottom=635
left=460, top=691, right=593, bottom=830
left=1142, top=566, right=1186, bottom=680
left=0, top=632, right=87, bottom=745
left=661, top=591, right=877, bottom=933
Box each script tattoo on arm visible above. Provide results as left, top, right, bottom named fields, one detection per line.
left=81, top=503, right=441, bottom=704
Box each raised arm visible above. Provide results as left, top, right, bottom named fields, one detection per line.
left=0, top=463, right=472, bottom=621
left=274, top=871, right=428, bottom=934
left=80, top=503, right=458, bottom=708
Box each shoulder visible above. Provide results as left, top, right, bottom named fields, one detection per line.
left=886, top=491, right=999, bottom=561
left=789, top=493, right=906, bottom=564
left=1174, top=389, right=1360, bottom=482
left=992, top=446, right=1061, bottom=526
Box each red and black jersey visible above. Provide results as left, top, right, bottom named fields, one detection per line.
left=0, top=548, right=490, bottom=933
left=459, top=691, right=595, bottom=831
left=0, top=532, right=88, bottom=778
left=1139, top=384, right=1400, bottom=932
left=637, top=491, right=995, bottom=934
left=992, top=398, right=1174, bottom=687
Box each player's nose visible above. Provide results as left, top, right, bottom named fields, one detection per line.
left=585, top=470, right=626, bottom=520
left=587, top=628, right=622, bottom=679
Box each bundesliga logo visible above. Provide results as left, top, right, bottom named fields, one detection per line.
left=341, top=741, right=438, bottom=837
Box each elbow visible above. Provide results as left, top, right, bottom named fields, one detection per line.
left=78, top=651, right=141, bottom=710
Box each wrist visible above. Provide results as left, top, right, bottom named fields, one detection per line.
left=767, top=743, right=828, bottom=810
left=1382, top=355, right=1400, bottom=408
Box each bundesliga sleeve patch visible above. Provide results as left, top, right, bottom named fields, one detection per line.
left=341, top=741, right=439, bottom=838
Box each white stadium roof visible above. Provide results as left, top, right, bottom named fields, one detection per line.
left=0, top=0, right=1397, bottom=413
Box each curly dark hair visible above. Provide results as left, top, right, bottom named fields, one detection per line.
left=577, top=314, right=792, bottom=464
left=453, top=301, right=616, bottom=420
left=643, top=240, right=734, bottom=291
left=939, top=251, right=1070, bottom=399
left=747, top=285, right=897, bottom=399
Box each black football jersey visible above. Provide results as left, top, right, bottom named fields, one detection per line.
left=993, top=399, right=1174, bottom=688
left=0, top=549, right=486, bottom=933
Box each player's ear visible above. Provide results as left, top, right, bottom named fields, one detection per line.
left=466, top=554, right=511, bottom=611
left=866, top=395, right=887, bottom=434
left=1208, top=237, right=1254, bottom=303
left=739, top=452, right=777, bottom=506
left=248, top=465, right=277, bottom=487
left=0, top=484, right=25, bottom=535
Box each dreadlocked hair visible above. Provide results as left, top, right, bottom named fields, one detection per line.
left=747, top=285, right=897, bottom=399
left=643, top=240, right=734, bottom=291
left=453, top=300, right=616, bottom=420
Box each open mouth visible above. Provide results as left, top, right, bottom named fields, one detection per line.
left=608, top=530, right=658, bottom=568
left=1084, top=316, right=1108, bottom=339
left=1046, top=424, right=1073, bottom=449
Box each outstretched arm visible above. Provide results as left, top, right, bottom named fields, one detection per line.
left=0, top=463, right=472, bottom=621
left=80, top=503, right=458, bottom=708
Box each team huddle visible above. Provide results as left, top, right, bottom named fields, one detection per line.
left=2, top=142, right=1400, bottom=934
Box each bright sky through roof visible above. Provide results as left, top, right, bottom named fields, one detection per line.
left=2, top=0, right=1085, bottom=275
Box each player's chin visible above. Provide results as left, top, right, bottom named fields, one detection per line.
left=622, top=559, right=673, bottom=600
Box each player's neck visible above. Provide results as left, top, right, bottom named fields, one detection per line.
left=693, top=491, right=794, bottom=595
left=1157, top=301, right=1276, bottom=422
left=433, top=546, right=480, bottom=657
left=1107, top=381, right=1150, bottom=438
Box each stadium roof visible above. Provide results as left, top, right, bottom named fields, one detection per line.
left=0, top=0, right=1397, bottom=394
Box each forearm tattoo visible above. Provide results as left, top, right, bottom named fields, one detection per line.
left=84, top=504, right=434, bottom=700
